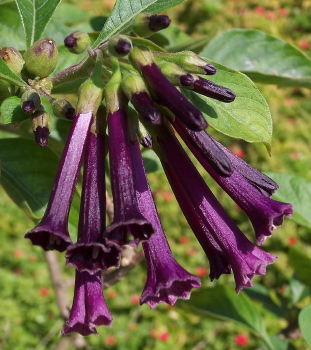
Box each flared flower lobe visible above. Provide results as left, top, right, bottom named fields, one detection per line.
left=62, top=271, right=112, bottom=336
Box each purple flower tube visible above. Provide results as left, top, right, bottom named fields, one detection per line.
left=25, top=112, right=93, bottom=252
left=157, top=129, right=276, bottom=293
left=106, top=109, right=154, bottom=246
left=172, top=119, right=293, bottom=245
left=129, top=139, right=201, bottom=308
left=66, top=132, right=121, bottom=273
left=62, top=270, right=112, bottom=336
left=140, top=62, right=207, bottom=131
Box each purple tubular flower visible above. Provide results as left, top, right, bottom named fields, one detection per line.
left=106, top=109, right=155, bottom=246
left=173, top=121, right=293, bottom=245
left=66, top=132, right=121, bottom=273
left=140, top=62, right=207, bottom=131
left=164, top=164, right=231, bottom=281
left=131, top=91, right=161, bottom=125
left=129, top=139, right=201, bottom=308
left=25, top=112, right=93, bottom=252
left=156, top=129, right=276, bottom=293
left=189, top=76, right=236, bottom=103
left=62, top=270, right=112, bottom=336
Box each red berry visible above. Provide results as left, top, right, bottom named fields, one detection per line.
left=179, top=236, right=189, bottom=244
left=162, top=191, right=173, bottom=202
left=107, top=289, right=117, bottom=298
left=266, top=11, right=276, bottom=20
left=28, top=254, right=37, bottom=262
left=14, top=249, right=23, bottom=259
left=233, top=148, right=245, bottom=159
left=279, top=8, right=288, bottom=16
left=130, top=295, right=140, bottom=305
left=255, top=6, right=265, bottom=15
left=235, top=334, right=249, bottom=347
left=105, top=335, right=116, bottom=346
left=288, top=237, right=297, bottom=246
left=298, top=39, right=310, bottom=51
left=39, top=287, right=50, bottom=297
left=196, top=266, right=208, bottom=277
left=159, top=332, right=170, bottom=342
left=187, top=248, right=198, bottom=256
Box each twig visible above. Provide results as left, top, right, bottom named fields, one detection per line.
left=102, top=246, right=144, bottom=289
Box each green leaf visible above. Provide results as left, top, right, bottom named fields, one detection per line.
left=0, top=54, right=26, bottom=87
left=265, top=172, right=311, bottom=229
left=142, top=149, right=162, bottom=173
left=178, top=286, right=273, bottom=349
left=288, top=249, right=311, bottom=286
left=0, top=2, right=25, bottom=50
left=299, top=304, right=311, bottom=346
left=200, top=29, right=311, bottom=88
left=14, top=0, right=62, bottom=47
left=92, top=0, right=188, bottom=48
left=183, top=61, right=272, bottom=149
left=0, top=96, right=29, bottom=124
left=0, top=138, right=79, bottom=232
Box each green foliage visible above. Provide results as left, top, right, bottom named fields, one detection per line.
left=92, top=0, right=189, bottom=47
left=14, top=0, right=62, bottom=47
left=183, top=61, right=272, bottom=149
left=200, top=29, right=311, bottom=89
left=0, top=96, right=29, bottom=124
left=299, top=304, right=311, bottom=345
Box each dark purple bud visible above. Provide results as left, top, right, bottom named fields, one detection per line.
left=34, top=126, right=50, bottom=147
left=203, top=63, right=217, bottom=75
left=140, top=62, right=207, bottom=131
left=106, top=108, right=155, bottom=246
left=131, top=91, right=161, bottom=125
left=172, top=118, right=233, bottom=177
left=115, top=39, right=132, bottom=55
left=64, top=31, right=90, bottom=54
left=148, top=14, right=171, bottom=32
left=21, top=89, right=41, bottom=114
left=191, top=77, right=236, bottom=103
left=108, top=35, right=133, bottom=57
left=62, top=270, right=112, bottom=335
left=52, top=98, right=76, bottom=120
left=140, top=134, right=153, bottom=148
left=179, top=74, right=195, bottom=87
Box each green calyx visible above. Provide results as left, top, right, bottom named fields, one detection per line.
left=153, top=51, right=209, bottom=74
left=20, top=89, right=41, bottom=114
left=24, top=38, right=58, bottom=78
left=128, top=47, right=154, bottom=72
left=0, top=47, right=24, bottom=75
left=157, top=62, right=188, bottom=85
left=76, top=78, right=104, bottom=115
left=51, top=98, right=75, bottom=120
left=31, top=107, right=52, bottom=131
left=121, top=73, right=149, bottom=100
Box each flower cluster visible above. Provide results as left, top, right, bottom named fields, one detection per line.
left=21, top=13, right=292, bottom=336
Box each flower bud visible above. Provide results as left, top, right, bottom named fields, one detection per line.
left=121, top=73, right=161, bottom=125
left=31, top=107, right=52, bottom=147
left=132, top=13, right=171, bottom=37
left=108, top=35, right=132, bottom=57
left=153, top=51, right=217, bottom=75
left=0, top=47, right=24, bottom=74
left=64, top=31, right=90, bottom=54
left=24, top=38, right=58, bottom=78
left=138, top=123, right=153, bottom=148
left=20, top=89, right=41, bottom=114
left=51, top=98, right=76, bottom=120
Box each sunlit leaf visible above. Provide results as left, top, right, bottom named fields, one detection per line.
left=183, top=61, right=272, bottom=149
left=14, top=0, right=62, bottom=47
left=201, top=29, right=311, bottom=88
left=93, top=0, right=188, bottom=47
